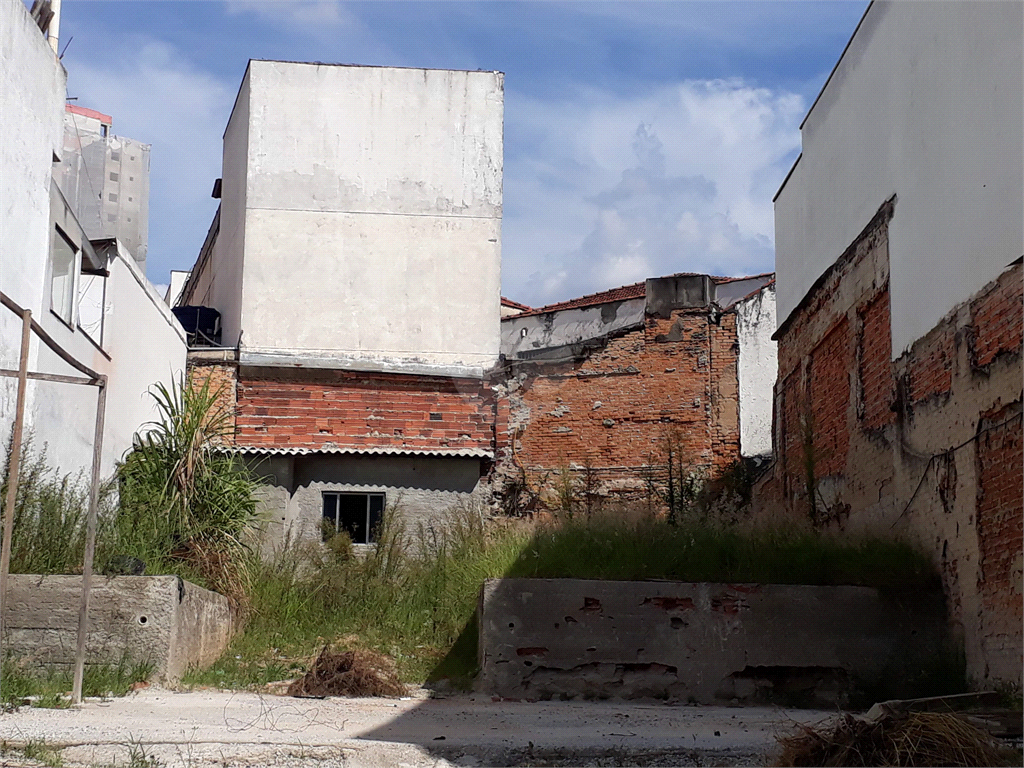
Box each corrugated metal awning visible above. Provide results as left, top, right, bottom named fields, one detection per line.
left=219, top=445, right=493, bottom=459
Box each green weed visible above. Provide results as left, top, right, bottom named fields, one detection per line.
left=20, top=739, right=64, bottom=768
left=504, top=510, right=939, bottom=588
left=183, top=503, right=530, bottom=689
left=186, top=503, right=939, bottom=691
left=1, top=656, right=154, bottom=709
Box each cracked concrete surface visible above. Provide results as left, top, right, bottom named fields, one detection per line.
left=0, top=687, right=831, bottom=767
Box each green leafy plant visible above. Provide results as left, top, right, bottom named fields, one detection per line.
left=113, top=375, right=258, bottom=594
left=1, top=656, right=154, bottom=710
left=2, top=436, right=115, bottom=575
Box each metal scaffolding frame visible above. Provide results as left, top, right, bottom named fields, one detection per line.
left=0, top=290, right=108, bottom=706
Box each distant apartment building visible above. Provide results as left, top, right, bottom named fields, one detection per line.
left=756, top=0, right=1023, bottom=686
left=59, top=104, right=150, bottom=267
left=180, top=61, right=504, bottom=548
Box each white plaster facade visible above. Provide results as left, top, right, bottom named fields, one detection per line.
left=1, top=0, right=186, bottom=478
left=774, top=0, right=1024, bottom=356
left=165, top=270, right=190, bottom=307
left=735, top=282, right=777, bottom=458
left=183, top=61, right=504, bottom=379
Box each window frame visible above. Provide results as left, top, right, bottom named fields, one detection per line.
left=49, top=224, right=80, bottom=327
left=322, top=492, right=386, bottom=544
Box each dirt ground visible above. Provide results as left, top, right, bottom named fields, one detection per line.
left=0, top=687, right=834, bottom=767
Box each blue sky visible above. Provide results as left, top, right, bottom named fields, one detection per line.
left=55, top=0, right=868, bottom=306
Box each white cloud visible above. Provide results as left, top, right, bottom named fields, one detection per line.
left=503, top=79, right=804, bottom=306
left=224, top=0, right=353, bottom=31
left=64, top=40, right=234, bottom=286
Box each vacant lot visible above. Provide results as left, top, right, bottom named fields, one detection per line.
left=0, top=687, right=832, bottom=767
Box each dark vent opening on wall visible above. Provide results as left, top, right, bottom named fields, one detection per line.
left=172, top=305, right=222, bottom=347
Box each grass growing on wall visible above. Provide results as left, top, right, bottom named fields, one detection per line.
left=503, top=510, right=938, bottom=588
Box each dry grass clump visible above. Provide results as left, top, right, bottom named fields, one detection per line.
left=775, top=711, right=1020, bottom=767
left=287, top=647, right=406, bottom=698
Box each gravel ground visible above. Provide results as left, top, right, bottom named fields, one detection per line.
left=0, top=687, right=833, bottom=767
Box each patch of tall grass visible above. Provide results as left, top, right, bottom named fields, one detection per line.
left=1, top=437, right=111, bottom=575
left=2, top=377, right=259, bottom=596
left=1, top=656, right=154, bottom=709
left=184, top=504, right=531, bottom=689
left=505, top=509, right=939, bottom=589
left=113, top=377, right=258, bottom=595
left=186, top=504, right=939, bottom=691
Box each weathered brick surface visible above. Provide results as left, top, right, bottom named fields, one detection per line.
left=234, top=370, right=494, bottom=451
left=908, top=330, right=954, bottom=403
left=754, top=196, right=1023, bottom=686
left=777, top=368, right=804, bottom=503
left=187, top=361, right=238, bottom=445
left=976, top=400, right=1024, bottom=679
left=972, top=262, right=1024, bottom=369
left=858, top=289, right=895, bottom=430
left=505, top=307, right=740, bottom=496
left=761, top=203, right=893, bottom=514
left=808, top=318, right=850, bottom=478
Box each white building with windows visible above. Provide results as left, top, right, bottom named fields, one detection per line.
left=1, top=0, right=186, bottom=477
left=59, top=104, right=151, bottom=270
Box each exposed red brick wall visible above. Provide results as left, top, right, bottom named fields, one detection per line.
left=187, top=361, right=238, bottom=445
left=710, top=312, right=741, bottom=463
left=754, top=193, right=1022, bottom=684
left=777, top=369, right=804, bottom=502
left=858, top=289, right=895, bottom=430
left=506, top=307, right=740, bottom=494
left=808, top=318, right=850, bottom=477
left=234, top=370, right=494, bottom=451
left=908, top=331, right=954, bottom=403
left=972, top=263, right=1023, bottom=369
left=975, top=400, right=1024, bottom=668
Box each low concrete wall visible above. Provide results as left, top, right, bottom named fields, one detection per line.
left=6, top=575, right=233, bottom=680
left=478, top=578, right=948, bottom=704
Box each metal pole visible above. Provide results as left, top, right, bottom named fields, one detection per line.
left=47, top=0, right=62, bottom=55
left=71, top=376, right=107, bottom=705
left=0, top=309, right=33, bottom=706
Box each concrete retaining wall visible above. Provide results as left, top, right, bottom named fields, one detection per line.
left=478, top=578, right=948, bottom=704
left=5, top=575, right=233, bottom=680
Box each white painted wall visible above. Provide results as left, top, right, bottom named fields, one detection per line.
left=165, top=270, right=190, bottom=306
left=1, top=0, right=67, bottom=455
left=735, top=283, right=777, bottom=458
left=774, top=0, right=1024, bottom=356
left=1, top=1, right=187, bottom=479
left=212, top=61, right=503, bottom=377
left=99, top=242, right=188, bottom=471
left=211, top=70, right=250, bottom=349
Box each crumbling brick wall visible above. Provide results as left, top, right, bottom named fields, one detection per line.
left=498, top=306, right=741, bottom=503
left=186, top=354, right=238, bottom=445
left=754, top=195, right=1023, bottom=686
left=975, top=400, right=1023, bottom=681
left=233, top=368, right=495, bottom=452
left=761, top=199, right=895, bottom=518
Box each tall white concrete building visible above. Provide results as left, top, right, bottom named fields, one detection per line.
left=59, top=104, right=151, bottom=269
left=181, top=61, right=504, bottom=548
